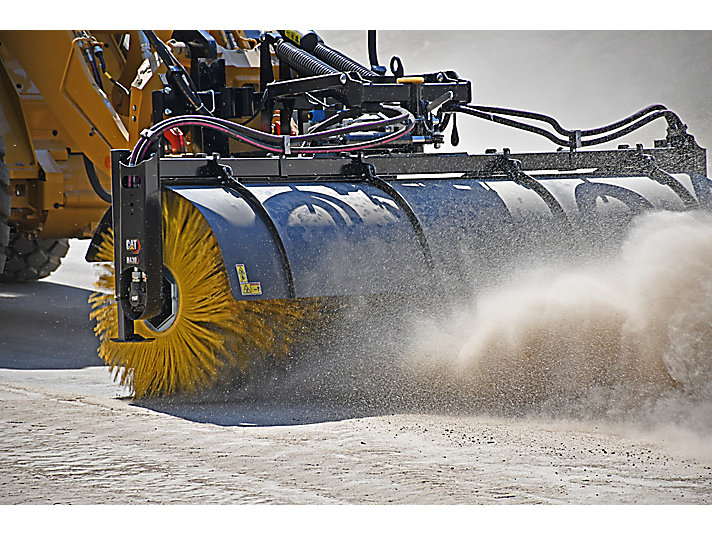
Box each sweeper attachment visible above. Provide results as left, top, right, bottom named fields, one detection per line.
left=88, top=31, right=712, bottom=398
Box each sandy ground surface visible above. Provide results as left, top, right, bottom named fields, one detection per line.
left=1, top=240, right=712, bottom=505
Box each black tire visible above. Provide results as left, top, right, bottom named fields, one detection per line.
left=0, top=235, right=70, bottom=282
left=0, top=137, right=11, bottom=274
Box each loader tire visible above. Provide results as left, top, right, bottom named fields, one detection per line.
left=0, top=137, right=11, bottom=274
left=0, top=235, right=69, bottom=282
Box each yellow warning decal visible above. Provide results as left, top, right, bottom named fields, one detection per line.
left=240, top=282, right=262, bottom=296
left=237, top=263, right=262, bottom=295
left=236, top=264, right=248, bottom=283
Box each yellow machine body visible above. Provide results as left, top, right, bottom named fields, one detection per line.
left=0, top=30, right=264, bottom=239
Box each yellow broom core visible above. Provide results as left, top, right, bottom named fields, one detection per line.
left=89, top=190, right=315, bottom=399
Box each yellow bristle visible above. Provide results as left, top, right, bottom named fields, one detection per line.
left=89, top=190, right=318, bottom=399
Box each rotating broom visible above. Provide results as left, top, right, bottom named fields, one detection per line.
left=89, top=189, right=318, bottom=399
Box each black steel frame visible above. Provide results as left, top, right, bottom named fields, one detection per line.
left=103, top=138, right=707, bottom=342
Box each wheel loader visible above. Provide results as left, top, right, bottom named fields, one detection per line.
left=1, top=30, right=710, bottom=398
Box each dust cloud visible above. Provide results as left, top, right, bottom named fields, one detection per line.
left=242, top=209, right=712, bottom=459
left=403, top=210, right=712, bottom=453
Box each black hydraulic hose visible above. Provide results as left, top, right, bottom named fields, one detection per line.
left=272, top=39, right=338, bottom=77
left=142, top=31, right=193, bottom=88
left=132, top=115, right=414, bottom=161
left=142, top=31, right=177, bottom=72
left=131, top=107, right=415, bottom=163
left=466, top=105, right=570, bottom=136
left=452, top=104, right=567, bottom=146
left=467, top=104, right=681, bottom=138
left=467, top=104, right=656, bottom=137
left=368, top=30, right=380, bottom=70
left=450, top=103, right=687, bottom=149
left=142, top=30, right=211, bottom=115
left=148, top=108, right=410, bottom=147
left=578, top=111, right=685, bottom=147
left=580, top=105, right=673, bottom=136
left=83, top=155, right=111, bottom=203
left=298, top=107, right=408, bottom=142
left=82, top=46, right=104, bottom=91
left=92, top=45, right=130, bottom=96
